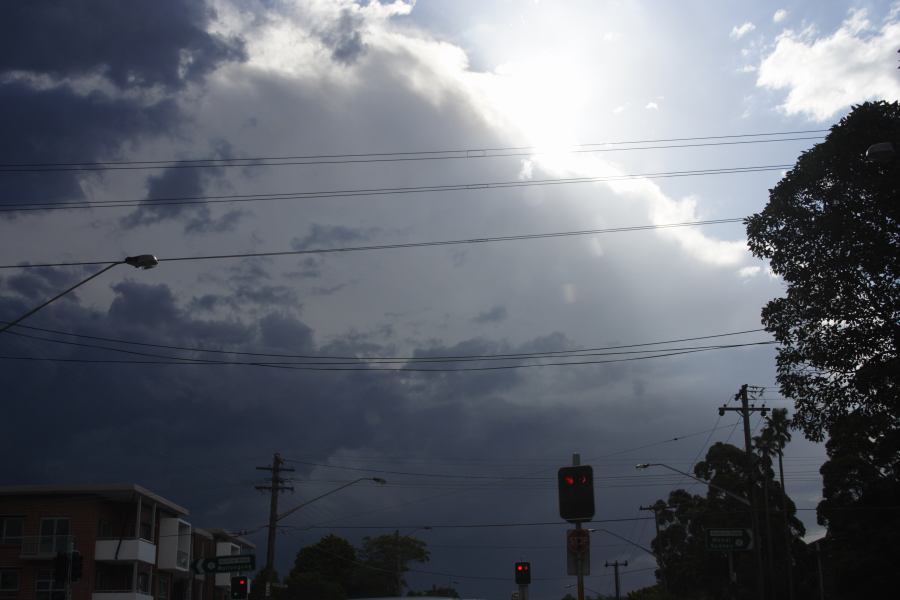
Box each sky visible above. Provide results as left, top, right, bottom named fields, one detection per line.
left=1, top=1, right=899, bottom=598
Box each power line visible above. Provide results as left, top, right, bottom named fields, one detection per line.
left=2, top=323, right=768, bottom=362
left=0, top=130, right=824, bottom=172
left=0, top=217, right=745, bottom=269
left=0, top=163, right=793, bottom=213
left=0, top=340, right=776, bottom=372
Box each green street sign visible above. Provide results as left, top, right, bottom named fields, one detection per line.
left=706, top=528, right=753, bottom=552
left=192, top=555, right=256, bottom=574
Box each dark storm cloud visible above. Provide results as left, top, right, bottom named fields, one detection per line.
left=3, top=266, right=84, bottom=304
left=259, top=313, right=315, bottom=351
left=292, top=223, right=382, bottom=250
left=0, top=0, right=246, bottom=89
left=0, top=0, right=246, bottom=211
left=122, top=141, right=251, bottom=231
left=0, top=277, right=707, bottom=598
left=0, top=82, right=180, bottom=206
left=473, top=305, right=507, bottom=323
left=320, top=8, right=368, bottom=64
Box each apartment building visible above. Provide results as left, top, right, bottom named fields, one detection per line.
left=0, top=485, right=253, bottom=600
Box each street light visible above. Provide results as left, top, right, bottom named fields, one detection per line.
left=275, top=476, right=386, bottom=524
left=587, top=528, right=654, bottom=557
left=0, top=255, right=159, bottom=335
left=634, top=463, right=751, bottom=506
left=865, top=141, right=897, bottom=163
left=236, top=477, right=387, bottom=536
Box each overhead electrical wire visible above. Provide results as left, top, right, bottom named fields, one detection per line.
left=1, top=322, right=767, bottom=361
left=0, top=129, right=826, bottom=173
left=0, top=217, right=746, bottom=269
left=0, top=341, right=776, bottom=372
left=0, top=163, right=793, bottom=213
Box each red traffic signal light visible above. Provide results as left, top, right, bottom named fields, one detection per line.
left=231, top=576, right=248, bottom=599
left=558, top=465, right=595, bottom=522
left=514, top=561, right=531, bottom=585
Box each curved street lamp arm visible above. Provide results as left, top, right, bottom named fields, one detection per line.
left=0, top=262, right=121, bottom=335
left=589, top=528, right=655, bottom=557
left=635, top=463, right=751, bottom=506
left=276, top=476, right=386, bottom=523
left=0, top=255, right=159, bottom=336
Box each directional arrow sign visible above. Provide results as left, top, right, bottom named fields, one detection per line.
left=706, top=528, right=753, bottom=552
left=192, top=555, right=256, bottom=574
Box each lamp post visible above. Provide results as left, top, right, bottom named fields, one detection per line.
left=634, top=463, right=751, bottom=506
left=0, top=255, right=159, bottom=335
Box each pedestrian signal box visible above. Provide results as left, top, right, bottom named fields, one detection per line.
left=558, top=465, right=595, bottom=522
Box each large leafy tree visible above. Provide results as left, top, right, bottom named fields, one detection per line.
left=745, top=101, right=900, bottom=441
left=816, top=412, right=900, bottom=599
left=652, top=442, right=806, bottom=600
left=283, top=534, right=359, bottom=600
left=356, top=532, right=430, bottom=597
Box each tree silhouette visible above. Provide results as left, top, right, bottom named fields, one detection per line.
left=745, top=101, right=900, bottom=441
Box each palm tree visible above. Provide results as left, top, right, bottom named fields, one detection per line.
left=755, top=409, right=794, bottom=600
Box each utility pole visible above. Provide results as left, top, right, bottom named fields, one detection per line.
left=639, top=505, right=667, bottom=593
left=605, top=560, right=628, bottom=600
left=719, top=385, right=767, bottom=600
left=255, top=453, right=294, bottom=598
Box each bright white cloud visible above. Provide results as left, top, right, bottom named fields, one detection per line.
left=645, top=101, right=659, bottom=110
left=773, top=9, right=788, bottom=23
left=730, top=21, right=756, bottom=39
left=757, top=8, right=900, bottom=120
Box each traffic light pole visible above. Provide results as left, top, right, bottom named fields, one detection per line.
left=572, top=453, right=585, bottom=600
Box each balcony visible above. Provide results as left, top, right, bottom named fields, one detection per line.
left=158, top=518, right=191, bottom=572
left=92, top=592, right=154, bottom=600
left=19, top=535, right=73, bottom=559
left=95, top=539, right=157, bottom=564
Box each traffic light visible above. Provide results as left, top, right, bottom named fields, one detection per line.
left=558, top=465, right=595, bottom=522
left=70, top=551, right=84, bottom=582
left=514, top=562, right=531, bottom=585
left=231, top=576, right=249, bottom=600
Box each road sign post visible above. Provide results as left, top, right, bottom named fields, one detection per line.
left=566, top=529, right=591, bottom=576
left=192, top=555, right=257, bottom=575
left=706, top=529, right=753, bottom=552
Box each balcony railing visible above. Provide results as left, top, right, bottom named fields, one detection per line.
left=177, top=551, right=189, bottom=569
left=20, top=535, right=74, bottom=558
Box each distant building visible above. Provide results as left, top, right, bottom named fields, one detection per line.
left=0, top=484, right=253, bottom=600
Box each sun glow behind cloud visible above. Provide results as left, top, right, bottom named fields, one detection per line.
left=485, top=56, right=590, bottom=155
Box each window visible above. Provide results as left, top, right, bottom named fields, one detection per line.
left=138, top=573, right=150, bottom=594
left=157, top=574, right=170, bottom=600
left=0, top=517, right=23, bottom=544
left=139, top=521, right=152, bottom=542
left=0, top=570, right=19, bottom=598
left=39, top=519, right=70, bottom=554
left=35, top=568, right=64, bottom=600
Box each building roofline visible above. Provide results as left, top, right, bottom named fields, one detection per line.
left=205, top=527, right=256, bottom=549
left=0, top=483, right=189, bottom=516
